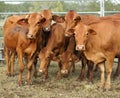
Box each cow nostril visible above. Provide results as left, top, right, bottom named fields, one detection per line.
left=82, top=45, right=85, bottom=50
left=76, top=46, right=80, bottom=50
left=27, top=34, right=34, bottom=39
left=61, top=70, right=68, bottom=74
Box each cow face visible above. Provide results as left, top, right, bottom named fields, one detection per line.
left=64, top=10, right=80, bottom=37
left=26, top=13, right=46, bottom=39
left=60, top=51, right=73, bottom=75
left=41, top=10, right=53, bottom=32
left=74, top=22, right=96, bottom=51
left=39, top=48, right=51, bottom=74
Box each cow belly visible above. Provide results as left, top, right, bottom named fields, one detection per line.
left=84, top=52, right=106, bottom=65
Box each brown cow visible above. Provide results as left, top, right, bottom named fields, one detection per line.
left=72, top=19, right=120, bottom=90
left=60, top=36, right=94, bottom=82
left=63, top=10, right=96, bottom=82
left=4, top=13, right=46, bottom=85
left=39, top=22, right=69, bottom=80
left=60, top=36, right=78, bottom=75
left=3, top=15, right=28, bottom=76
left=65, top=12, right=120, bottom=78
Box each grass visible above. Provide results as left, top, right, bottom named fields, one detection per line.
left=0, top=61, right=120, bottom=98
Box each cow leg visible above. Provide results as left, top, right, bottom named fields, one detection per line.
left=10, top=52, right=15, bottom=76
left=114, top=57, right=120, bottom=78
left=87, top=61, right=94, bottom=83
left=104, top=58, right=114, bottom=91
left=77, top=57, right=87, bottom=81
left=4, top=48, right=11, bottom=76
left=69, top=60, right=75, bottom=73
left=33, top=57, right=37, bottom=78
left=27, top=58, right=34, bottom=85
left=17, top=48, right=24, bottom=86
left=57, top=61, right=62, bottom=80
left=98, top=62, right=105, bottom=88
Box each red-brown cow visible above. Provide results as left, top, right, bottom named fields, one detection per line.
left=4, top=13, right=46, bottom=85
left=60, top=36, right=77, bottom=75
left=72, top=19, right=120, bottom=90
left=65, top=12, right=120, bottom=78
left=60, top=37, right=94, bottom=82
left=4, top=15, right=27, bottom=76
left=39, top=22, right=69, bottom=80
left=64, top=10, right=96, bottom=82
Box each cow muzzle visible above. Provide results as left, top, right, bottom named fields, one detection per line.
left=43, top=27, right=51, bottom=32
left=76, top=45, right=85, bottom=51
left=27, top=34, right=35, bottom=39
left=65, top=33, right=70, bottom=37
left=39, top=69, right=44, bottom=73
left=61, top=70, right=68, bottom=75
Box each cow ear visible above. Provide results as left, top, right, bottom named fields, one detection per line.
left=52, top=15, right=65, bottom=23
left=88, top=29, right=97, bottom=35
left=52, top=15, right=59, bottom=21
left=40, top=18, right=46, bottom=23
left=17, top=18, right=28, bottom=25
left=74, top=16, right=81, bottom=23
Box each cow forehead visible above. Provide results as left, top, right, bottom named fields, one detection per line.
left=75, top=23, right=88, bottom=33
left=29, top=13, right=42, bottom=23
left=41, top=10, right=52, bottom=19
left=65, top=11, right=78, bottom=21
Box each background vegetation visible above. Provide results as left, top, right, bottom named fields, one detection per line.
left=0, top=0, right=120, bottom=37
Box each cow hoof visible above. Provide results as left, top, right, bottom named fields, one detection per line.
left=33, top=73, right=37, bottom=78
left=18, top=81, right=23, bottom=86
left=87, top=81, right=93, bottom=85
left=11, top=73, right=15, bottom=77
left=6, top=72, right=11, bottom=76
left=76, top=78, right=83, bottom=82
left=113, top=74, right=119, bottom=80
left=103, top=87, right=111, bottom=92
left=26, top=80, right=33, bottom=85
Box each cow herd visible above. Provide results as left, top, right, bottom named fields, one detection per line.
left=3, top=9, right=120, bottom=91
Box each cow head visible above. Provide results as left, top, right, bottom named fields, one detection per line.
left=73, top=22, right=96, bottom=51
left=17, top=13, right=46, bottom=39
left=27, top=13, right=46, bottom=39
left=64, top=10, right=80, bottom=37
left=39, top=48, right=52, bottom=74
left=60, top=51, right=73, bottom=75
left=41, top=9, right=53, bottom=32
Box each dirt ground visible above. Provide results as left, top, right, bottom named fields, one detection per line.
left=0, top=61, right=120, bottom=98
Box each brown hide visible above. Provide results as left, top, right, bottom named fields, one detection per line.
left=3, top=15, right=28, bottom=76
left=74, top=19, right=120, bottom=90
left=39, top=23, right=67, bottom=79
left=4, top=13, right=46, bottom=85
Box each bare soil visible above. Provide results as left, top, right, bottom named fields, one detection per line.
left=0, top=61, right=120, bottom=98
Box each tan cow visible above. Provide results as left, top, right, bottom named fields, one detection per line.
left=4, top=13, right=46, bottom=85
left=65, top=11, right=120, bottom=82
left=39, top=22, right=69, bottom=80
left=3, top=15, right=28, bottom=76
left=72, top=18, right=120, bottom=90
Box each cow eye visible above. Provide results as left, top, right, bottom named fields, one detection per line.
left=37, top=21, right=41, bottom=25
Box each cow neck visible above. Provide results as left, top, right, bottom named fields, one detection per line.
left=42, top=29, right=50, bottom=47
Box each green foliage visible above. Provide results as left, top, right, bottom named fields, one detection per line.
left=0, top=0, right=120, bottom=13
